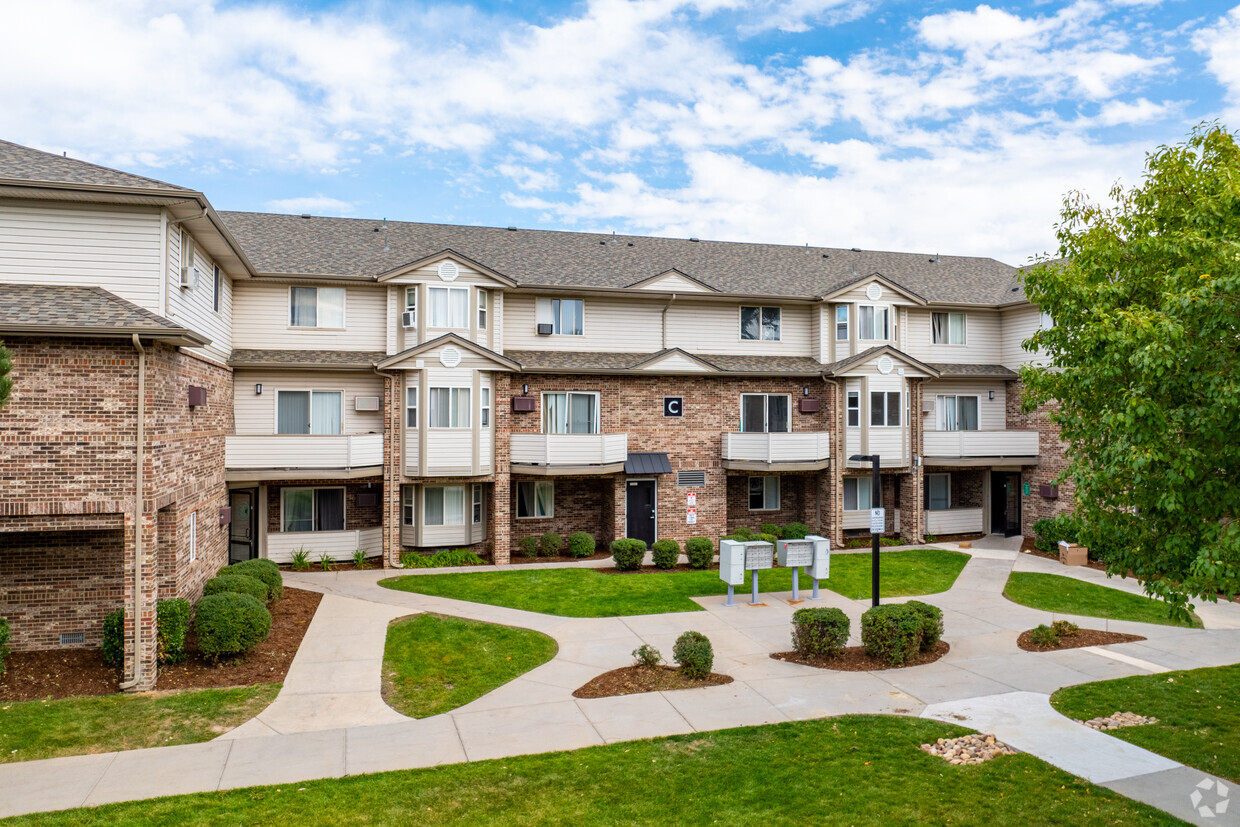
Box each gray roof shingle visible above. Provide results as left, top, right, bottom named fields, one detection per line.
left=0, top=283, right=205, bottom=344
left=926, top=363, right=1018, bottom=378
left=0, top=140, right=191, bottom=192
left=506, top=350, right=825, bottom=375
left=229, top=349, right=387, bottom=369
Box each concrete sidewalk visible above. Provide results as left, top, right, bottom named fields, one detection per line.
left=2, top=545, right=1238, bottom=822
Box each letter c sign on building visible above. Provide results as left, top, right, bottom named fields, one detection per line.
left=664, top=397, right=683, bottom=417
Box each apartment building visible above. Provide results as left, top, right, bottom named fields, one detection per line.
left=0, top=140, right=1072, bottom=685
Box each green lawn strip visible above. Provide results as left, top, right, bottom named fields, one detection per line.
left=380, top=549, right=968, bottom=617
left=0, top=684, right=280, bottom=764
left=1003, top=572, right=1201, bottom=628
left=382, top=614, right=557, bottom=718
left=1, top=715, right=1172, bottom=827
left=1051, top=664, right=1240, bottom=783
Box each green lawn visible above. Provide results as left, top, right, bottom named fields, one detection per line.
left=380, top=549, right=969, bottom=617
left=1004, top=572, right=1202, bottom=628
left=382, top=614, right=557, bottom=718
left=1052, top=664, right=1239, bottom=783
left=1, top=715, right=1172, bottom=826
left=0, top=684, right=280, bottom=764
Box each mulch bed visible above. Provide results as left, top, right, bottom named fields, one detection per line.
left=573, top=665, right=733, bottom=698
left=510, top=551, right=612, bottom=565
left=0, top=588, right=321, bottom=702
left=280, top=561, right=385, bottom=573
left=1017, top=627, right=1145, bottom=652
left=771, top=641, right=950, bottom=672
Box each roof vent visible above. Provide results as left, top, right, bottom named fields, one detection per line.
left=507, top=226, right=518, bottom=231
left=1011, top=287, right=1020, bottom=292
left=822, top=253, right=829, bottom=258
left=850, top=247, right=861, bottom=252
left=300, top=214, right=312, bottom=219
left=627, top=242, right=634, bottom=247
left=689, top=237, right=700, bottom=242
left=599, top=240, right=606, bottom=245
left=437, top=260, right=460, bottom=282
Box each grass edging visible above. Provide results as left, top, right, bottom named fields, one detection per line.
left=1003, top=572, right=1201, bottom=628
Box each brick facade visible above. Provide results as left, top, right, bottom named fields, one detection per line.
left=509, top=474, right=613, bottom=555
left=1005, top=378, right=1074, bottom=535
left=265, top=478, right=384, bottom=534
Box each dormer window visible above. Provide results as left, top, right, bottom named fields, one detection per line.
left=858, top=306, right=889, bottom=340
left=741, top=306, right=780, bottom=341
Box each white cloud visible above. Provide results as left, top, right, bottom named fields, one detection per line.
left=1193, top=7, right=1240, bottom=124
left=264, top=195, right=356, bottom=215
left=737, top=0, right=872, bottom=35
left=1096, top=97, right=1170, bottom=125
left=496, top=164, right=560, bottom=191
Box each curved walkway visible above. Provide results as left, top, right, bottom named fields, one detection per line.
left=1, top=546, right=1237, bottom=823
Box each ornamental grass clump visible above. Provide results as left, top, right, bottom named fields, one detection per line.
left=651, top=539, right=680, bottom=570
left=904, top=600, right=944, bottom=652
left=204, top=573, right=269, bottom=604
left=611, top=538, right=646, bottom=571
left=791, top=607, right=850, bottom=659
left=567, top=532, right=596, bottom=559
left=194, top=592, right=271, bottom=662
left=860, top=604, right=924, bottom=667
left=686, top=537, right=714, bottom=569
left=673, top=631, right=714, bottom=679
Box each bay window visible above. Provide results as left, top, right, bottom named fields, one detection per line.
left=424, top=486, right=465, bottom=526
left=835, top=305, right=849, bottom=340
left=858, top=305, right=889, bottom=340
left=428, top=286, right=469, bottom=328
left=428, top=387, right=470, bottom=428
left=869, top=390, right=901, bottom=427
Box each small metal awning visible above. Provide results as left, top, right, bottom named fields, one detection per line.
left=625, top=452, right=672, bottom=474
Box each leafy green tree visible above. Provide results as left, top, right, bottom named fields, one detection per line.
left=1019, top=125, right=1240, bottom=620
left=0, top=340, right=12, bottom=409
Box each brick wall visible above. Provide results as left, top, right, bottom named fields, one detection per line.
left=725, top=472, right=819, bottom=533
left=509, top=474, right=612, bottom=555
left=1005, top=378, right=1075, bottom=535
left=265, top=477, right=384, bottom=533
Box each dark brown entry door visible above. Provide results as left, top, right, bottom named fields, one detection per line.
left=626, top=479, right=657, bottom=547
left=229, top=489, right=258, bottom=564
left=990, top=472, right=1022, bottom=537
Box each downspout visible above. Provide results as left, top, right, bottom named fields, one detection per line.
left=661, top=294, right=677, bottom=349
left=120, top=334, right=146, bottom=691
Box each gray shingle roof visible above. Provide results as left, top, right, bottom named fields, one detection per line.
left=506, top=350, right=824, bottom=375
left=0, top=140, right=191, bottom=192
left=926, top=363, right=1018, bottom=378
left=0, top=283, right=205, bottom=344
left=219, top=211, right=1024, bottom=304
left=228, top=349, right=387, bottom=369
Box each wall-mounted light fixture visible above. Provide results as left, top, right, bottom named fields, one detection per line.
left=802, top=386, right=809, bottom=396
left=988, top=391, right=994, bottom=400
left=522, top=383, right=530, bottom=394
left=255, top=383, right=263, bottom=395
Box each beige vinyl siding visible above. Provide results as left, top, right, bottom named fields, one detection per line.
left=479, top=374, right=493, bottom=469
left=0, top=199, right=162, bottom=311
left=905, top=309, right=1001, bottom=364
left=922, top=380, right=1006, bottom=430
left=641, top=352, right=710, bottom=372
left=403, top=375, right=420, bottom=476
left=866, top=373, right=907, bottom=465
left=166, top=223, right=232, bottom=362
left=1001, top=305, right=1051, bottom=368
left=391, top=260, right=506, bottom=288
left=386, top=285, right=399, bottom=355
left=503, top=293, right=663, bottom=352
left=232, top=281, right=386, bottom=349
left=637, top=272, right=711, bottom=292
left=423, top=365, right=487, bottom=476
left=232, top=370, right=383, bottom=435
left=665, top=301, right=812, bottom=356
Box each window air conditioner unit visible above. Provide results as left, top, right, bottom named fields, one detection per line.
left=354, top=396, right=380, bottom=412
left=401, top=311, right=416, bottom=328
left=921, top=398, right=935, bottom=414
left=536, top=323, right=554, bottom=335
left=179, top=266, right=199, bottom=289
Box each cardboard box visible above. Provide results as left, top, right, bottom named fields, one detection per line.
left=1058, top=541, right=1088, bottom=566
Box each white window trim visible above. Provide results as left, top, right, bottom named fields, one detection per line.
left=857, top=304, right=891, bottom=341
left=740, top=393, right=792, bottom=433
left=748, top=476, right=781, bottom=511
left=428, top=386, right=471, bottom=429
left=936, top=394, right=980, bottom=431
left=843, top=477, right=873, bottom=512
left=739, top=305, right=782, bottom=342
left=472, top=484, right=483, bottom=524
left=478, top=289, right=488, bottom=330
left=869, top=390, right=902, bottom=428
left=427, top=285, right=470, bottom=329
left=402, top=486, right=415, bottom=526
left=405, top=385, right=418, bottom=428
left=536, top=297, right=585, bottom=335
left=288, top=286, right=347, bottom=330
left=846, top=391, right=860, bottom=428
left=926, top=473, right=952, bottom=511
left=404, top=286, right=417, bottom=320
left=931, top=311, right=967, bottom=345
left=423, top=485, right=466, bottom=526
left=516, top=480, right=555, bottom=519
left=274, top=388, right=346, bottom=435
left=541, top=391, right=600, bottom=435
left=481, top=387, right=491, bottom=428
left=281, top=486, right=347, bottom=533
left=188, top=510, right=197, bottom=562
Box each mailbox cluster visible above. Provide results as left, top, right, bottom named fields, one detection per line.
left=719, top=535, right=830, bottom=606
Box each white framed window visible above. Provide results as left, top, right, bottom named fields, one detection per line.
left=189, top=510, right=197, bottom=562
left=428, top=286, right=469, bottom=328
left=740, top=393, right=790, bottom=433
left=472, top=484, right=483, bottom=524
left=282, top=487, right=345, bottom=532
left=936, top=395, right=979, bottom=431
left=1039, top=310, right=1054, bottom=330
left=843, top=477, right=872, bottom=511
left=481, top=387, right=491, bottom=428
left=931, top=311, right=966, bottom=345
left=212, top=266, right=221, bottom=313
left=740, top=306, right=781, bottom=341
left=858, top=305, right=889, bottom=340
left=542, top=391, right=598, bottom=434
left=870, top=390, right=901, bottom=427
left=404, top=287, right=417, bottom=322
left=847, top=391, right=860, bottom=427
left=478, top=289, right=488, bottom=329
left=402, top=486, right=415, bottom=526
left=289, top=286, right=345, bottom=328
left=405, top=386, right=418, bottom=428
left=536, top=298, right=584, bottom=335
left=428, top=387, right=470, bottom=428
left=276, top=390, right=342, bottom=434
left=926, top=473, right=951, bottom=511
left=516, top=480, right=554, bottom=518
left=181, top=230, right=195, bottom=274
left=424, top=486, right=465, bottom=526
left=748, top=476, right=780, bottom=510
left=835, top=305, right=849, bottom=341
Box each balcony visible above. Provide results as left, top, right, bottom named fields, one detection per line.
left=923, top=430, right=1039, bottom=464
left=510, top=433, right=628, bottom=475
left=722, top=432, right=831, bottom=471
left=225, top=433, right=384, bottom=480
left=925, top=507, right=984, bottom=535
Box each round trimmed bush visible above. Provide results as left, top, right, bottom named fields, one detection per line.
left=791, top=607, right=850, bottom=659
left=194, top=592, right=271, bottom=662
left=518, top=536, right=539, bottom=558
left=651, top=539, right=680, bottom=570
left=782, top=522, right=810, bottom=540
left=672, top=630, right=714, bottom=679
left=760, top=523, right=781, bottom=538
left=860, top=604, right=924, bottom=667
left=731, top=527, right=756, bottom=541
left=228, top=559, right=283, bottom=601
left=567, top=532, right=596, bottom=558
left=611, top=538, right=646, bottom=571
left=203, top=573, right=269, bottom=604
left=757, top=532, right=778, bottom=546
left=102, top=608, right=124, bottom=668
left=156, top=598, right=192, bottom=665
left=903, top=600, right=944, bottom=652
left=539, top=532, right=563, bottom=557
left=686, top=537, right=714, bottom=569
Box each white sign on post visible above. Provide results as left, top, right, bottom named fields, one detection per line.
left=870, top=507, right=886, bottom=534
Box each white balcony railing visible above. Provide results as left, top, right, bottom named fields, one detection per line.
left=266, top=527, right=383, bottom=563
left=925, top=508, right=984, bottom=535
left=510, top=433, right=628, bottom=467
left=723, top=432, right=831, bottom=464
left=923, top=430, right=1039, bottom=459
left=225, top=433, right=384, bottom=471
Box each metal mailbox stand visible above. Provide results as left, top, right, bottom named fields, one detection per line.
left=719, top=540, right=774, bottom=606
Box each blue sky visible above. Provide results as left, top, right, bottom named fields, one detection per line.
left=3, top=0, right=1238, bottom=263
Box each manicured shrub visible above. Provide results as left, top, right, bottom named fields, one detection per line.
left=632, top=644, right=663, bottom=668
left=0, top=617, right=10, bottom=677
left=1033, top=514, right=1082, bottom=553
left=791, top=607, right=850, bottom=659
left=757, top=533, right=779, bottom=546
left=518, top=536, right=539, bottom=558
left=228, top=558, right=283, bottom=602
left=102, top=608, right=125, bottom=668
left=760, top=523, right=781, bottom=539
left=204, top=573, right=269, bottom=604
left=539, top=532, right=563, bottom=557
left=730, top=527, right=756, bottom=541
left=672, top=630, right=714, bottom=679
left=860, top=604, right=924, bottom=667
left=782, top=522, right=810, bottom=540
left=651, top=539, right=680, bottom=570
left=567, top=532, right=596, bottom=559
left=402, top=549, right=488, bottom=568
left=194, top=592, right=271, bottom=662
left=904, top=600, right=944, bottom=652
left=156, top=598, right=191, bottom=665
left=1052, top=619, right=1079, bottom=638
left=686, top=537, right=714, bottom=569
left=1029, top=624, right=1059, bottom=647
left=611, top=538, right=646, bottom=571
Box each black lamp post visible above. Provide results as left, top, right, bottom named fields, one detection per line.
left=849, top=453, right=881, bottom=607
